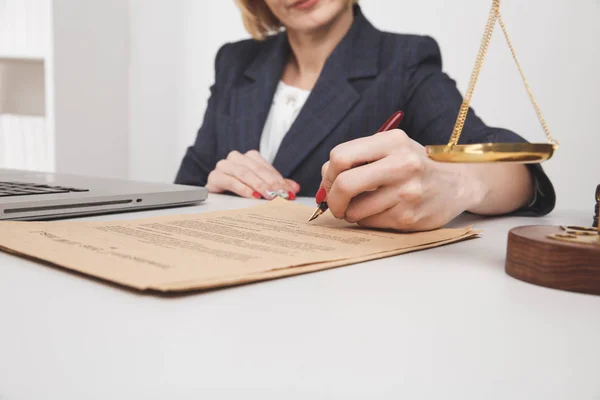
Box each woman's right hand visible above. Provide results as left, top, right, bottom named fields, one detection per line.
left=206, top=150, right=300, bottom=200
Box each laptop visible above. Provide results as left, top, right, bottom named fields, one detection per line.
left=0, top=168, right=208, bottom=221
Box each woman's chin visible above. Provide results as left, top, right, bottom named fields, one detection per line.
left=285, top=16, right=333, bottom=34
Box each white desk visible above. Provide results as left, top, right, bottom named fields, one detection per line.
left=1, top=194, right=599, bottom=400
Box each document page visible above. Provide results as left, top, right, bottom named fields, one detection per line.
left=0, top=198, right=478, bottom=292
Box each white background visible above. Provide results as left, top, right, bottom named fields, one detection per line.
left=128, top=0, right=599, bottom=210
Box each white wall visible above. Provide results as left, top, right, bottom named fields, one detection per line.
left=128, top=0, right=248, bottom=184
left=128, top=0, right=600, bottom=210
left=52, top=0, right=130, bottom=179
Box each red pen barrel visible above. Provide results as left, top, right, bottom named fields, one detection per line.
left=377, top=111, right=404, bottom=133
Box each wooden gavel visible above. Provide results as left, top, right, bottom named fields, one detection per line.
left=594, top=185, right=599, bottom=229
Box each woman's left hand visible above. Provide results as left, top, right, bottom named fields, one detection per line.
left=318, top=129, right=488, bottom=231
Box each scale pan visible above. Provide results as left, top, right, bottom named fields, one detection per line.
left=426, top=143, right=557, bottom=163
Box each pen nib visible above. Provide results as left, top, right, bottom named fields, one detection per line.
left=307, top=208, right=323, bottom=222
left=307, top=202, right=328, bottom=222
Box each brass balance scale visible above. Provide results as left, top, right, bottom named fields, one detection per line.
left=425, top=0, right=600, bottom=295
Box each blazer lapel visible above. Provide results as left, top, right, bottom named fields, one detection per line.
left=272, top=6, right=381, bottom=177
left=229, top=35, right=290, bottom=153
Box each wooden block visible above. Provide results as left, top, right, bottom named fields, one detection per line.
left=505, top=225, right=600, bottom=295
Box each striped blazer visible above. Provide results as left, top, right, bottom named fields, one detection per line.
left=175, top=4, right=555, bottom=216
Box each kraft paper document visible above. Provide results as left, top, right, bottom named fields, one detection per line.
left=0, top=198, right=478, bottom=292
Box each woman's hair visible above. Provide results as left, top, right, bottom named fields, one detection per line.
left=235, top=0, right=359, bottom=41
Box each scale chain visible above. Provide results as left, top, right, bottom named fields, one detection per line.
left=448, top=0, right=558, bottom=148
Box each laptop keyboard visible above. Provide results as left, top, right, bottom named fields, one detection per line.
left=0, top=181, right=90, bottom=197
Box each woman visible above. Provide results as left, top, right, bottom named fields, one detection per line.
left=175, top=0, right=555, bottom=231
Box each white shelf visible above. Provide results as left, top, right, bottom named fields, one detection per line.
left=0, top=54, right=45, bottom=62
left=0, top=0, right=130, bottom=178
left=0, top=0, right=50, bottom=172
left=0, top=114, right=50, bottom=171
left=0, top=57, right=46, bottom=117
left=0, top=0, right=50, bottom=60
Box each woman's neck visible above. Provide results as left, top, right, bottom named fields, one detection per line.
left=282, top=6, right=354, bottom=90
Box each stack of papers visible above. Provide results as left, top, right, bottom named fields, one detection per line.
left=0, top=199, right=479, bottom=292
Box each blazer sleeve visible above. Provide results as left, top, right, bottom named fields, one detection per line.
left=174, top=44, right=229, bottom=187
left=402, top=36, right=556, bottom=216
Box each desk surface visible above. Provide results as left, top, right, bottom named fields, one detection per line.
left=1, top=194, right=599, bottom=400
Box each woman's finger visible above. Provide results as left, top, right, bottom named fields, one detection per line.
left=244, top=150, right=297, bottom=196
left=355, top=207, right=400, bottom=230
left=317, top=162, right=330, bottom=194
left=343, top=186, right=400, bottom=223
left=323, top=130, right=408, bottom=195
left=224, top=151, right=295, bottom=199
left=206, top=169, right=257, bottom=199
left=356, top=204, right=423, bottom=232
left=284, top=179, right=300, bottom=195
left=215, top=159, right=271, bottom=198
left=326, top=154, right=421, bottom=219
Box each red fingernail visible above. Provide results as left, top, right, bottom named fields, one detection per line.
left=316, top=187, right=326, bottom=204
left=252, top=191, right=261, bottom=199
left=288, top=191, right=296, bottom=201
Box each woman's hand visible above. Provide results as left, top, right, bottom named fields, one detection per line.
left=207, top=150, right=300, bottom=200
left=318, top=129, right=533, bottom=231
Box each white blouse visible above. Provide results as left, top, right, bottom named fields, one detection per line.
left=259, top=81, right=311, bottom=164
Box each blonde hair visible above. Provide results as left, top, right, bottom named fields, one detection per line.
left=235, top=0, right=359, bottom=41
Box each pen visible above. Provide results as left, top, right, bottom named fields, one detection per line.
left=308, top=110, right=405, bottom=222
